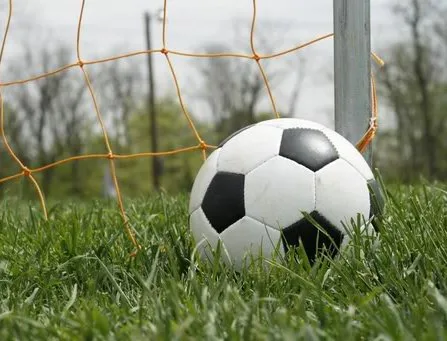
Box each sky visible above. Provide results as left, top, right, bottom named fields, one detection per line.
left=1, top=0, right=401, bottom=129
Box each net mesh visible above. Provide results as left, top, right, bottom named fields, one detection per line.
left=0, top=0, right=381, bottom=254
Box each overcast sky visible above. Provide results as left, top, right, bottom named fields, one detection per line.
left=1, top=0, right=401, bottom=128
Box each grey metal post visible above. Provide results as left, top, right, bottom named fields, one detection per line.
left=333, top=0, right=372, bottom=165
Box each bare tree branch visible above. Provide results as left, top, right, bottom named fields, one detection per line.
left=98, top=58, right=143, bottom=152
left=5, top=44, right=93, bottom=195
left=378, top=0, right=447, bottom=180
left=195, top=22, right=307, bottom=141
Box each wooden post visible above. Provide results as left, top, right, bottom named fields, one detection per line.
left=333, top=0, right=372, bottom=165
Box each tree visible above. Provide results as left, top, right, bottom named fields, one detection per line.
left=119, top=96, right=214, bottom=194
left=4, top=44, right=93, bottom=197
left=2, top=43, right=213, bottom=198
left=0, top=102, right=29, bottom=198
left=376, top=0, right=447, bottom=181
left=196, top=22, right=307, bottom=143
left=98, top=58, right=144, bottom=152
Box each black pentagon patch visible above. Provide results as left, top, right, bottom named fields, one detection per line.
left=281, top=211, right=344, bottom=264
left=218, top=124, right=256, bottom=148
left=367, top=178, right=385, bottom=231
left=202, top=172, right=245, bottom=233
left=279, top=128, right=339, bottom=171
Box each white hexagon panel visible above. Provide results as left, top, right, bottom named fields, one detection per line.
left=189, top=207, right=229, bottom=264
left=321, top=128, right=374, bottom=181
left=257, top=118, right=328, bottom=131
left=245, top=155, right=315, bottom=230
left=315, top=158, right=371, bottom=232
left=220, top=216, right=282, bottom=270
left=217, top=124, right=282, bottom=174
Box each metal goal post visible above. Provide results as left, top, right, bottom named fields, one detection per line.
left=333, top=0, right=372, bottom=166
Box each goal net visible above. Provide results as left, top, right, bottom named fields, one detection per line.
left=0, top=0, right=379, bottom=252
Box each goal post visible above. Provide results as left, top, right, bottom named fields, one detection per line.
left=333, top=0, right=372, bottom=166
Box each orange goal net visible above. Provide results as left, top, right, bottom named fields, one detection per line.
left=0, top=0, right=381, bottom=254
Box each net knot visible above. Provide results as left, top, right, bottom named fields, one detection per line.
left=253, top=54, right=260, bottom=61
left=161, top=48, right=168, bottom=55
left=22, top=167, right=31, bottom=177
left=107, top=152, right=114, bottom=160
left=78, top=60, right=84, bottom=68
left=199, top=140, right=207, bottom=150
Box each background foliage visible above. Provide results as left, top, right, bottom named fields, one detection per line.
left=0, top=0, right=446, bottom=201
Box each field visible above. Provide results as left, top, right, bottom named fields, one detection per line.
left=0, top=184, right=446, bottom=340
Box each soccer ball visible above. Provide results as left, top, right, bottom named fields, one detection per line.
left=188, top=118, right=384, bottom=269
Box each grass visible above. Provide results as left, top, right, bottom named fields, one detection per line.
left=0, top=184, right=447, bottom=340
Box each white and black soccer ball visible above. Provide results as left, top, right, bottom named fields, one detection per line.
left=188, top=118, right=384, bottom=269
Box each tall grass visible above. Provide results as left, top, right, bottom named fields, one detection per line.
left=0, top=185, right=446, bottom=340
